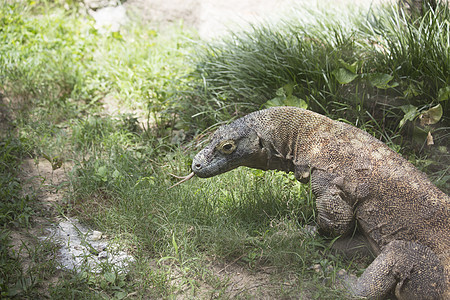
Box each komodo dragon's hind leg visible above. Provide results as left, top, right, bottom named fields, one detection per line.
left=310, top=169, right=354, bottom=236
left=352, top=240, right=445, bottom=300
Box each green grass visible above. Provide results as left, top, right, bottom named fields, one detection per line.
left=65, top=114, right=353, bottom=297
left=0, top=137, right=32, bottom=228
left=0, top=0, right=447, bottom=298
left=69, top=145, right=354, bottom=297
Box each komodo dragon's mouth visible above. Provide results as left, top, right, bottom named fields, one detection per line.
left=167, top=172, right=195, bottom=189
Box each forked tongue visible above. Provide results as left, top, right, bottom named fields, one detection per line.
left=168, top=172, right=195, bottom=189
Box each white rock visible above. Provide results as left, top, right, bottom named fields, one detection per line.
left=89, top=5, right=128, bottom=33
left=41, top=218, right=134, bottom=273
left=90, top=230, right=103, bottom=241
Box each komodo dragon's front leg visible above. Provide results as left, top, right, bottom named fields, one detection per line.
left=308, top=169, right=354, bottom=236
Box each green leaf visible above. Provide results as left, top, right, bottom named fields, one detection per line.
left=96, top=166, right=108, bottom=181
left=338, top=59, right=359, bottom=74
left=265, top=97, right=284, bottom=107
left=403, top=83, right=421, bottom=99
left=275, top=87, right=285, bottom=97
left=438, top=86, right=450, bottom=102
left=367, top=73, right=397, bottom=89
left=265, top=96, right=307, bottom=109
left=419, top=104, right=443, bottom=125
left=112, top=170, right=121, bottom=178
left=266, top=85, right=307, bottom=109
left=399, top=105, right=420, bottom=128
left=111, top=31, right=123, bottom=40
left=412, top=125, right=428, bottom=145
left=283, top=83, right=294, bottom=96
left=104, top=272, right=116, bottom=284
left=284, top=95, right=308, bottom=109
left=115, top=291, right=128, bottom=299
left=332, top=68, right=358, bottom=84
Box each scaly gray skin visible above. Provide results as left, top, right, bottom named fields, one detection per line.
left=192, top=106, right=450, bottom=299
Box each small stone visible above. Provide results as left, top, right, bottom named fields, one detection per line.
left=90, top=231, right=103, bottom=241
left=313, top=264, right=321, bottom=273
left=98, top=251, right=108, bottom=259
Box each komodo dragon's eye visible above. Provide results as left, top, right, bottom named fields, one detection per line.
left=217, top=140, right=236, bottom=154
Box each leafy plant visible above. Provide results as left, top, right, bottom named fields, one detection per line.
left=265, top=84, right=308, bottom=109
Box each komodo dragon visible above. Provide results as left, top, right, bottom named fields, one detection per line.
left=189, top=106, right=450, bottom=299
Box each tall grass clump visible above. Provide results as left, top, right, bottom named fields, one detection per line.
left=184, top=22, right=353, bottom=128
left=185, top=2, right=449, bottom=145
left=362, top=3, right=449, bottom=111
left=183, top=7, right=372, bottom=127
left=359, top=3, right=449, bottom=141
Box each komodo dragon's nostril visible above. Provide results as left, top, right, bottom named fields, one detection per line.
left=195, top=163, right=202, bottom=170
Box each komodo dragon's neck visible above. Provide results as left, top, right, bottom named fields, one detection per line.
left=244, top=107, right=336, bottom=173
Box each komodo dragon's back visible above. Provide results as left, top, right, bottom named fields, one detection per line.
left=192, top=106, right=450, bottom=299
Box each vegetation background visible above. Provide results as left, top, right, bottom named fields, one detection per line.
left=0, top=0, right=448, bottom=298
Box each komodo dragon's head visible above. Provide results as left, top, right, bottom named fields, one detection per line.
left=191, top=118, right=269, bottom=178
